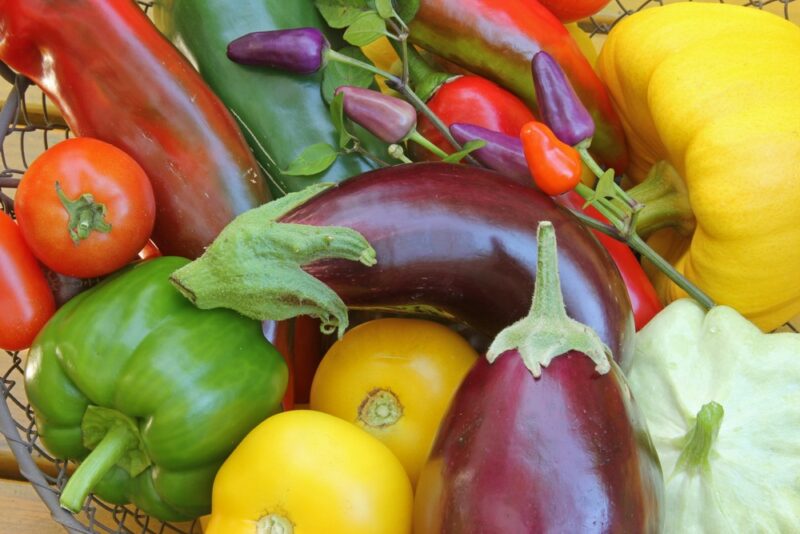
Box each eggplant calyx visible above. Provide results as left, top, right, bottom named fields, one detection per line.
left=257, top=514, right=294, bottom=534
left=170, top=184, right=377, bottom=339
left=673, top=401, right=724, bottom=478
left=60, top=406, right=150, bottom=513
left=486, top=221, right=611, bottom=378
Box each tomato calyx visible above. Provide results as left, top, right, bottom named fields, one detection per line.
left=358, top=388, right=403, bottom=428
left=55, top=180, right=112, bottom=244
left=256, top=514, right=294, bottom=534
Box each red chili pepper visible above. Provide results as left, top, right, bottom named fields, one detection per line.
left=0, top=0, right=270, bottom=259
left=407, top=0, right=628, bottom=171
left=520, top=121, right=582, bottom=196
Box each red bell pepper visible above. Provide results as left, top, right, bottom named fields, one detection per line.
left=0, top=0, right=271, bottom=259
left=407, top=0, right=628, bottom=171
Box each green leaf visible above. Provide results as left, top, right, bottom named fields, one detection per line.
left=375, top=0, right=395, bottom=19
left=343, top=12, right=387, bottom=47
left=315, top=0, right=374, bottom=28
left=394, top=0, right=420, bottom=23
left=322, top=46, right=376, bottom=103
left=284, top=143, right=339, bottom=176
left=442, top=139, right=486, bottom=164
left=329, top=91, right=355, bottom=149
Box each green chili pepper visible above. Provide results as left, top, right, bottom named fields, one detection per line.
left=24, top=257, right=288, bottom=521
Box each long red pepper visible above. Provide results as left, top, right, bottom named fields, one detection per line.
left=0, top=0, right=270, bottom=259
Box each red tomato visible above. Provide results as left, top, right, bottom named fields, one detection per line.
left=0, top=212, right=56, bottom=351
left=536, top=0, right=610, bottom=23
left=15, top=138, right=156, bottom=278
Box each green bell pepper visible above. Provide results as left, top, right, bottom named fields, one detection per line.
left=24, top=257, right=288, bottom=521
left=153, top=0, right=386, bottom=198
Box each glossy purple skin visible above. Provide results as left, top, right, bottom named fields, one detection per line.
left=532, top=51, right=595, bottom=145
left=414, top=352, right=663, bottom=533
left=450, top=122, right=530, bottom=185
left=280, top=163, right=635, bottom=366
left=335, top=86, right=417, bottom=143
left=227, top=28, right=327, bottom=74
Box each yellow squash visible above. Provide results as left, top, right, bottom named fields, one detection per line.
left=597, top=3, right=800, bottom=331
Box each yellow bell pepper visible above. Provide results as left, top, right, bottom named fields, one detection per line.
left=597, top=3, right=800, bottom=331
left=205, top=410, right=413, bottom=534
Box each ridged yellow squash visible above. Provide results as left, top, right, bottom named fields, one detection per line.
left=597, top=3, right=800, bottom=331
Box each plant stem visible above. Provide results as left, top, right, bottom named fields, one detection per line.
left=325, top=49, right=477, bottom=165
left=408, top=130, right=449, bottom=159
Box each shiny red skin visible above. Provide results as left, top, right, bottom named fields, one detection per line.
left=0, top=0, right=270, bottom=259
left=414, top=75, right=536, bottom=160
left=414, top=351, right=663, bottom=533
left=281, top=163, right=635, bottom=366
left=0, top=212, right=56, bottom=351
left=408, top=0, right=628, bottom=171
left=537, top=0, right=610, bottom=23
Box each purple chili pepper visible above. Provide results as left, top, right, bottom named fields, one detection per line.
left=335, top=86, right=417, bottom=144
left=531, top=51, right=595, bottom=146
left=227, top=28, right=329, bottom=74
left=449, top=123, right=530, bottom=186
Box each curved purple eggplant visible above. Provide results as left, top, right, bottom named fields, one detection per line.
left=280, top=162, right=634, bottom=365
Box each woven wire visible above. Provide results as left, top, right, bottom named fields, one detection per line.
left=0, top=0, right=796, bottom=532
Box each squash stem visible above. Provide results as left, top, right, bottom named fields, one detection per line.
left=674, top=401, right=724, bottom=475
left=59, top=423, right=136, bottom=513
left=626, top=161, right=695, bottom=238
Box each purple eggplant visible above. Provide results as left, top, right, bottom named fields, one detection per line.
left=450, top=122, right=530, bottom=184
left=532, top=51, right=595, bottom=146
left=227, top=28, right=328, bottom=74
left=282, top=163, right=634, bottom=364
left=335, top=86, right=417, bottom=144
left=414, top=221, right=663, bottom=533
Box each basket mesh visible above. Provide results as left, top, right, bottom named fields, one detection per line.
left=0, top=1, right=796, bottom=532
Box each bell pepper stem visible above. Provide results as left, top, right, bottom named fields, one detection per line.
left=408, top=130, right=449, bottom=159
left=626, top=161, right=695, bottom=238
left=59, top=423, right=137, bottom=513
left=486, top=222, right=612, bottom=377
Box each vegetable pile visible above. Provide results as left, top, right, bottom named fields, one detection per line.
left=1, top=1, right=799, bottom=532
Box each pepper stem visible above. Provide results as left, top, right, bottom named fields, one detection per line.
left=673, top=401, right=724, bottom=477
left=408, top=130, right=449, bottom=159
left=486, top=222, right=612, bottom=377
left=627, top=161, right=695, bottom=238
left=55, top=181, right=112, bottom=244
left=389, top=41, right=452, bottom=102
left=59, top=423, right=137, bottom=512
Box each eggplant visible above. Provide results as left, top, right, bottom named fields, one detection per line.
left=172, top=162, right=634, bottom=364
left=413, top=222, right=663, bottom=533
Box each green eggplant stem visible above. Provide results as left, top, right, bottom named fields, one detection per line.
left=626, top=161, right=695, bottom=238
left=408, top=129, right=449, bottom=159
left=59, top=423, right=137, bottom=513
left=486, top=221, right=612, bottom=378
left=55, top=181, right=112, bottom=244
left=673, top=401, right=724, bottom=476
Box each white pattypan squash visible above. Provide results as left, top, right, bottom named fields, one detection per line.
left=628, top=299, right=800, bottom=533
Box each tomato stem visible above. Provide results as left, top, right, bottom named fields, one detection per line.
left=55, top=181, right=112, bottom=244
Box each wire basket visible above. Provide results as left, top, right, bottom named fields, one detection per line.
left=0, top=1, right=796, bottom=533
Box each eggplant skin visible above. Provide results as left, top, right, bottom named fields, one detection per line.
left=414, top=352, right=664, bottom=533
left=281, top=162, right=635, bottom=366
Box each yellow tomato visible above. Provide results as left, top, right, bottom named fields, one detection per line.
left=205, top=410, right=412, bottom=534
left=309, top=318, right=478, bottom=486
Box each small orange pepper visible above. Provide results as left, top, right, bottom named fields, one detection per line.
left=520, top=121, right=582, bottom=196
